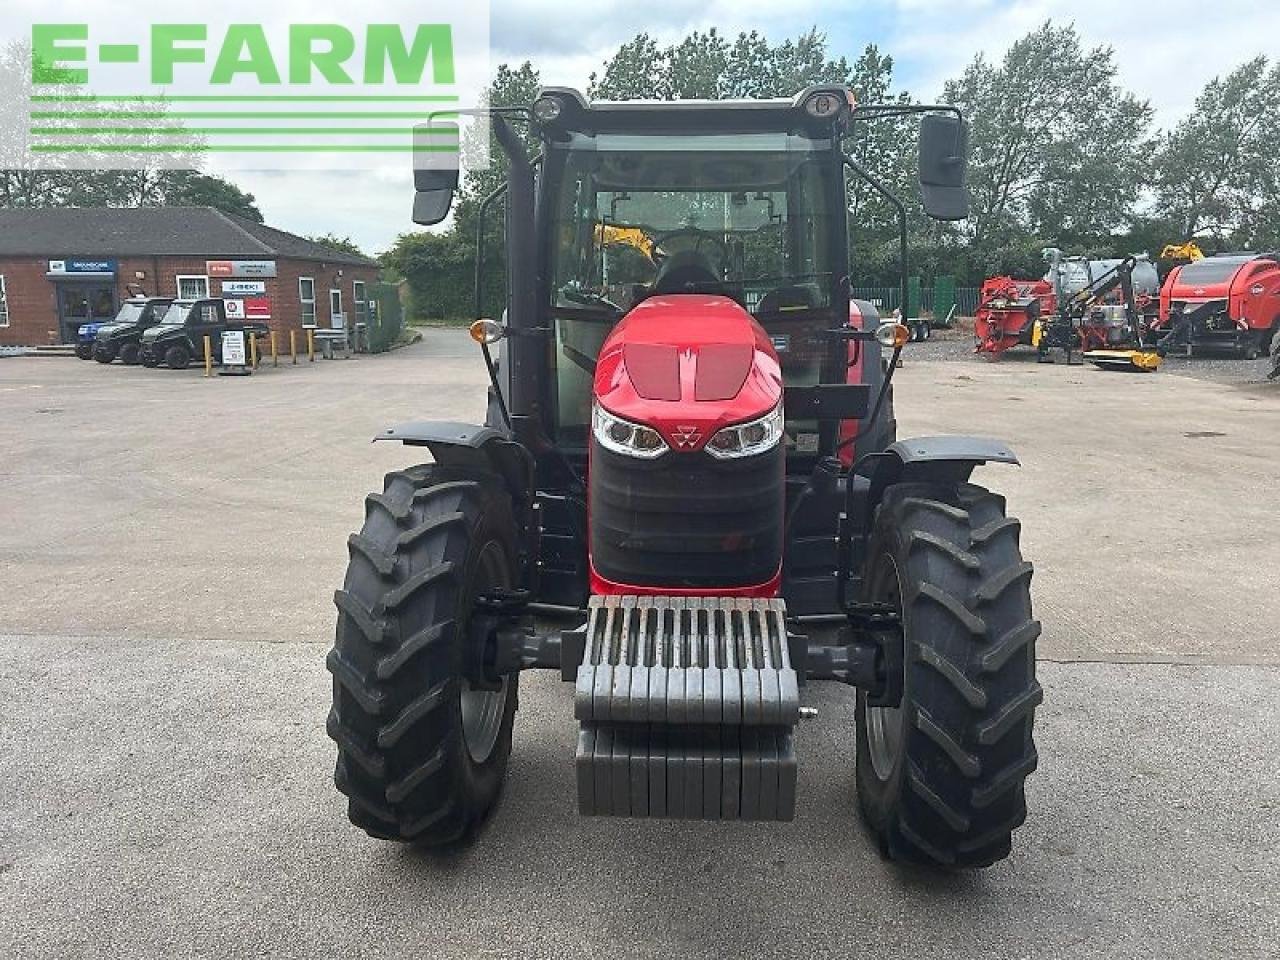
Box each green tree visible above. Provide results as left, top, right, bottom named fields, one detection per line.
left=590, top=27, right=854, bottom=102
left=162, top=171, right=264, bottom=221
left=304, top=233, right=367, bottom=258
left=1151, top=56, right=1280, bottom=247
left=588, top=35, right=664, bottom=100
left=943, top=22, right=1152, bottom=246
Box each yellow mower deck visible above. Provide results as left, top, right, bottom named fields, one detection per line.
left=1083, top=349, right=1162, bottom=372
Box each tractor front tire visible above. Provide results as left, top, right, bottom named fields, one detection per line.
left=75, top=342, right=94, bottom=360
left=327, top=465, right=519, bottom=846
left=855, top=482, right=1041, bottom=869
left=119, top=343, right=141, bottom=365
left=94, top=345, right=117, bottom=364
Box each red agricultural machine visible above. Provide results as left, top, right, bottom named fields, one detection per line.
left=973, top=274, right=1054, bottom=355
left=326, top=88, right=1041, bottom=868
left=975, top=248, right=1161, bottom=363
left=1150, top=253, right=1280, bottom=359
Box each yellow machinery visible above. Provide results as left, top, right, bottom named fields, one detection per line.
left=595, top=224, right=654, bottom=260
left=1159, top=241, right=1205, bottom=262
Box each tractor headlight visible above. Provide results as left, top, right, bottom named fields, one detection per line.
left=705, top=403, right=784, bottom=460
left=592, top=403, right=669, bottom=459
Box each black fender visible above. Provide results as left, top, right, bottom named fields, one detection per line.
left=854, top=435, right=1019, bottom=526
left=375, top=420, right=538, bottom=587
left=374, top=420, right=534, bottom=505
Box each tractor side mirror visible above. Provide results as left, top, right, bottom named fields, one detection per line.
left=918, top=113, right=970, bottom=222
left=412, top=122, right=460, bottom=226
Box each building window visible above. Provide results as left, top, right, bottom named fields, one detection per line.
left=177, top=275, right=209, bottom=300
left=353, top=280, right=368, bottom=326
left=299, top=277, right=316, bottom=325
left=0, top=275, right=8, bottom=327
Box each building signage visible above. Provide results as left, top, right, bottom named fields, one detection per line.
left=224, top=296, right=271, bottom=320
left=221, top=329, right=247, bottom=367
left=48, top=258, right=117, bottom=275
left=207, top=260, right=278, bottom=279
left=221, top=280, right=266, bottom=296
left=244, top=297, right=272, bottom=320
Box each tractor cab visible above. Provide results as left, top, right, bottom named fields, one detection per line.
left=326, top=88, right=1040, bottom=864
left=409, top=88, right=971, bottom=610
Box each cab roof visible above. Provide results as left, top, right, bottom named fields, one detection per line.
left=533, top=85, right=854, bottom=137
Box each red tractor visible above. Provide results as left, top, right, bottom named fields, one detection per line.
left=327, top=88, right=1041, bottom=868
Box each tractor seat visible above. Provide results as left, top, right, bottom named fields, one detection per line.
left=756, top=285, right=816, bottom=316
left=650, top=249, right=724, bottom=295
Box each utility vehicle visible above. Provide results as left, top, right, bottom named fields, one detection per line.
left=138, top=299, right=268, bottom=369
left=327, top=87, right=1041, bottom=867
left=90, top=296, right=174, bottom=364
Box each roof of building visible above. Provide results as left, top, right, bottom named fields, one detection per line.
left=0, top=206, right=378, bottom=267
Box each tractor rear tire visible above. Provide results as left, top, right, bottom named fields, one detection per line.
left=327, top=464, right=519, bottom=846
left=119, top=343, right=141, bottom=366
left=164, top=345, right=191, bottom=369
left=94, top=345, right=117, bottom=364
left=855, top=482, right=1041, bottom=868
left=76, top=342, right=94, bottom=360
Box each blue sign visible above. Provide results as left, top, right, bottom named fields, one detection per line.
left=49, top=259, right=117, bottom=275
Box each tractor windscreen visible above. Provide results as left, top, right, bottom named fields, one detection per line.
left=550, top=133, right=838, bottom=316
left=548, top=132, right=840, bottom=446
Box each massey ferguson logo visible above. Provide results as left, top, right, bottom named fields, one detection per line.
left=672, top=425, right=702, bottom=449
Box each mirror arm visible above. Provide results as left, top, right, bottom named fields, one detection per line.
left=844, top=152, right=910, bottom=339
left=844, top=153, right=910, bottom=437
left=474, top=182, right=509, bottom=322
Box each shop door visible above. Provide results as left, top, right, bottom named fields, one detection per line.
left=56, top=283, right=117, bottom=343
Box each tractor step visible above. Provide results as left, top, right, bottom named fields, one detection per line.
left=574, top=595, right=799, bottom=821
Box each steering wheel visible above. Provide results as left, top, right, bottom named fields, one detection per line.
left=651, top=228, right=729, bottom=269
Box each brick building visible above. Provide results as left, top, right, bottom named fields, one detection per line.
left=0, top=207, right=380, bottom=346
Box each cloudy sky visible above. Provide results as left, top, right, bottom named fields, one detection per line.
left=24, top=0, right=1279, bottom=252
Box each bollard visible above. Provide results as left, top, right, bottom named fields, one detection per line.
left=249, top=333, right=259, bottom=369
left=270, top=331, right=278, bottom=368
left=307, top=328, right=315, bottom=362
left=203, top=335, right=212, bottom=377
left=290, top=330, right=297, bottom=365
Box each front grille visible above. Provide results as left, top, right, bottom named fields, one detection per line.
left=589, top=440, right=784, bottom=589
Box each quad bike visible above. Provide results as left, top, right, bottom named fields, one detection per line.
left=327, top=87, right=1041, bottom=868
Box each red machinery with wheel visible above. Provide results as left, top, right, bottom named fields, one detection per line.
left=974, top=275, right=1055, bottom=355
left=1151, top=253, right=1280, bottom=359
left=976, top=249, right=1161, bottom=358
left=327, top=88, right=1041, bottom=869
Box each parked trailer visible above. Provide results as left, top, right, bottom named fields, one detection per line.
left=1152, top=254, right=1280, bottom=359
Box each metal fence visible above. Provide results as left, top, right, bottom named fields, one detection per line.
left=851, top=286, right=980, bottom=321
